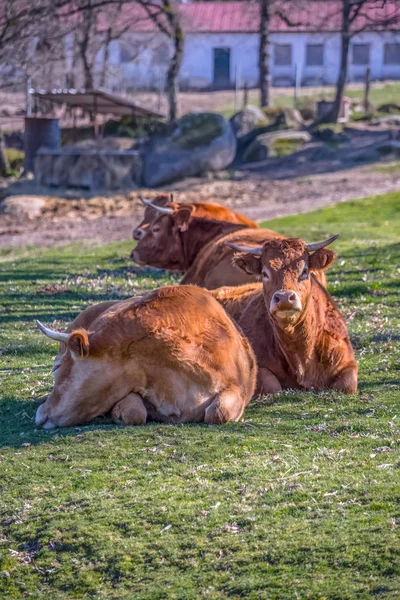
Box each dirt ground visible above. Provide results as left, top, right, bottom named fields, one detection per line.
left=1, top=159, right=399, bottom=248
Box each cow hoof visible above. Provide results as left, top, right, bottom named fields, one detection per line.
left=257, top=368, right=282, bottom=395
left=204, top=388, right=245, bottom=425
left=111, top=393, right=147, bottom=426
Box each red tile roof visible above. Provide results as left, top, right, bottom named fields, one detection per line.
left=99, top=1, right=400, bottom=34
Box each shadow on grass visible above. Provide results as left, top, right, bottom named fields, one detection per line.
left=1, top=381, right=393, bottom=450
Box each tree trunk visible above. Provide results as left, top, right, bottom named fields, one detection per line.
left=99, top=28, right=112, bottom=89
left=259, top=0, right=271, bottom=108
left=163, top=0, right=184, bottom=122
left=0, top=135, right=9, bottom=175
left=329, top=0, right=351, bottom=123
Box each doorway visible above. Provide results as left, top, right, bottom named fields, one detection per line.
left=213, top=48, right=231, bottom=89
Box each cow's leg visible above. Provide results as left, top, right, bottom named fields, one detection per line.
left=257, top=367, right=282, bottom=395
left=204, top=386, right=245, bottom=425
left=111, top=392, right=147, bottom=426
left=331, top=367, right=358, bottom=394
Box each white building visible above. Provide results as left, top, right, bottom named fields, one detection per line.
left=98, top=1, right=400, bottom=91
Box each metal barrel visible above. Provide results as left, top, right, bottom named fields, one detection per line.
left=24, top=117, right=60, bottom=172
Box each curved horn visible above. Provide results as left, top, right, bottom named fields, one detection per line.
left=36, top=320, right=70, bottom=343
left=140, top=196, right=174, bottom=215
left=306, top=234, right=339, bottom=252
left=148, top=203, right=174, bottom=215
left=138, top=195, right=148, bottom=206
left=226, top=242, right=263, bottom=256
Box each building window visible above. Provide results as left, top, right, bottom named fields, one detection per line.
left=306, top=44, right=324, bottom=66
left=384, top=43, right=400, bottom=65
left=274, top=44, right=292, bottom=66
left=120, top=42, right=140, bottom=64
left=352, top=44, right=370, bottom=65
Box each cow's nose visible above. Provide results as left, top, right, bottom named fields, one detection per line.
left=35, top=403, right=48, bottom=427
left=270, top=289, right=302, bottom=315
left=273, top=291, right=296, bottom=304
left=35, top=404, right=57, bottom=429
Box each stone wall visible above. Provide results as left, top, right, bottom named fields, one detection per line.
left=35, top=148, right=142, bottom=190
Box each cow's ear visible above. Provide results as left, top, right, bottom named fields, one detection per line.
left=232, top=252, right=262, bottom=275
left=308, top=249, right=336, bottom=271
left=68, top=330, right=89, bottom=358
left=174, top=207, right=193, bottom=232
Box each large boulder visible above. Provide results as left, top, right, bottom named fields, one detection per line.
left=230, top=105, right=268, bottom=139
left=142, top=113, right=236, bottom=187
left=243, top=130, right=311, bottom=163
left=35, top=148, right=141, bottom=190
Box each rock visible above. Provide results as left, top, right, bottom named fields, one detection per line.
left=242, top=130, right=311, bottom=163
left=378, top=103, right=400, bottom=114
left=142, top=113, right=236, bottom=187
left=230, top=105, right=268, bottom=139
left=313, top=127, right=348, bottom=144
left=376, top=140, right=400, bottom=154
left=35, top=148, right=142, bottom=190
left=283, top=108, right=305, bottom=128
left=372, top=115, right=400, bottom=127
left=242, top=139, right=269, bottom=163
left=0, top=195, right=46, bottom=219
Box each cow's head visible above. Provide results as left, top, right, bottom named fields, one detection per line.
left=130, top=199, right=194, bottom=271
left=132, top=194, right=176, bottom=241
left=228, top=235, right=338, bottom=326
left=35, top=321, right=125, bottom=428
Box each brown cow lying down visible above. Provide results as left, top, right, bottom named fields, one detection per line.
left=181, top=227, right=327, bottom=290
left=130, top=205, right=282, bottom=287
left=132, top=194, right=257, bottom=241
left=35, top=286, right=256, bottom=428
left=130, top=205, right=254, bottom=273
left=212, top=236, right=358, bottom=395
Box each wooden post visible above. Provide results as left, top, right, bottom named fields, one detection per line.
left=364, top=65, right=371, bottom=113
left=0, top=128, right=10, bottom=175
left=294, top=63, right=301, bottom=108
left=243, top=82, right=249, bottom=109
left=234, top=64, right=238, bottom=112
left=26, top=77, right=32, bottom=118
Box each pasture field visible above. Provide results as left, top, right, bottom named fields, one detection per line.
left=1, top=193, right=399, bottom=599
left=216, top=81, right=400, bottom=117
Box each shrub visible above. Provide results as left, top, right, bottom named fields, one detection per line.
left=1, top=148, right=24, bottom=176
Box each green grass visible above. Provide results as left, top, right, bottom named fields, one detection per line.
left=219, top=81, right=400, bottom=117
left=1, top=193, right=400, bottom=598
left=374, top=160, right=400, bottom=174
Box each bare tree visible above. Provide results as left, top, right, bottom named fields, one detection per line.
left=259, top=0, right=270, bottom=107
left=53, top=0, right=184, bottom=120
left=138, top=0, right=184, bottom=121
left=258, top=1, right=302, bottom=109
left=324, top=0, right=400, bottom=123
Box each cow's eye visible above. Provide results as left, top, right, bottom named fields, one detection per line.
left=262, top=269, right=270, bottom=280
left=153, top=226, right=160, bottom=233
left=299, top=266, right=309, bottom=281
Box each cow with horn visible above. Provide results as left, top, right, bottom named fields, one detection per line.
left=132, top=194, right=257, bottom=241
left=130, top=197, right=266, bottom=279
left=35, top=286, right=257, bottom=428
left=212, top=235, right=358, bottom=394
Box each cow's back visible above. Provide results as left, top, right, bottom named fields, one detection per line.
left=181, top=228, right=282, bottom=290
left=191, top=202, right=257, bottom=228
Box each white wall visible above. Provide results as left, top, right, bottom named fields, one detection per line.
left=104, top=30, right=400, bottom=90
left=180, top=33, right=259, bottom=88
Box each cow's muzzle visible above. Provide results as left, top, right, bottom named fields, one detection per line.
left=270, top=289, right=302, bottom=320
left=129, top=248, right=146, bottom=265
left=132, top=228, right=145, bottom=241
left=35, top=403, right=57, bottom=429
